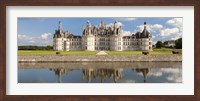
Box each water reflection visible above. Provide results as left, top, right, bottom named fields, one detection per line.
left=135, top=68, right=149, bottom=83
left=49, top=68, right=72, bottom=83
left=82, top=68, right=123, bottom=83
left=18, top=62, right=182, bottom=83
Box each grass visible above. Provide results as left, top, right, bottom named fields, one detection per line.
left=18, top=48, right=182, bottom=55
left=18, top=50, right=99, bottom=55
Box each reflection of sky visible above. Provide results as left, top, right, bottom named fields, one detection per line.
left=18, top=67, right=182, bottom=83
left=137, top=68, right=182, bottom=83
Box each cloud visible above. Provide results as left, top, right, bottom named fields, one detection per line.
left=135, top=18, right=182, bottom=42
left=114, top=18, right=136, bottom=21
left=159, top=28, right=179, bottom=36
left=106, top=22, right=123, bottom=28
left=118, top=79, right=136, bottom=83
left=171, top=35, right=181, bottom=40
left=18, top=33, right=52, bottom=46
left=122, top=31, right=132, bottom=36
left=18, top=34, right=35, bottom=43
left=136, top=24, right=163, bottom=33
left=41, top=33, right=51, bottom=39
left=163, top=18, right=182, bottom=40
left=152, top=35, right=156, bottom=39
left=166, top=18, right=182, bottom=28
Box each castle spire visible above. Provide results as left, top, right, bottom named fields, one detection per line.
left=101, top=20, right=103, bottom=24
left=58, top=21, right=62, bottom=30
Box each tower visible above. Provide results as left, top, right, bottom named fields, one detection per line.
left=53, top=21, right=64, bottom=51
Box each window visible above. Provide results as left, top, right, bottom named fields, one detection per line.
left=149, top=42, right=151, bottom=45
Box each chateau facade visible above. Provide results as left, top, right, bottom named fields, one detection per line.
left=53, top=21, right=152, bottom=51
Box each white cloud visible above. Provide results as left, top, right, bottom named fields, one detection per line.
left=166, top=18, right=182, bottom=28
left=152, top=35, right=156, bottom=39
left=164, top=18, right=182, bottom=40
left=18, top=34, right=35, bottom=43
left=171, top=35, right=181, bottom=40
left=152, top=24, right=163, bottom=29
left=118, top=79, right=136, bottom=83
left=41, top=33, right=51, bottom=39
left=122, top=31, right=132, bottom=36
left=18, top=33, right=52, bottom=46
left=114, top=18, right=136, bottom=21
left=136, top=24, right=163, bottom=33
left=160, top=28, right=179, bottom=36
left=106, top=22, right=123, bottom=28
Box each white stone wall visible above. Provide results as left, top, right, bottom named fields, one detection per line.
left=110, top=35, right=119, bottom=51
left=117, top=36, right=123, bottom=51
left=67, top=38, right=82, bottom=51
left=138, top=38, right=152, bottom=51
left=122, top=38, right=139, bottom=51
left=53, top=38, right=63, bottom=51
left=54, top=36, right=152, bottom=51
left=86, top=35, right=95, bottom=51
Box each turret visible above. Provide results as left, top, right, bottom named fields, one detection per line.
left=141, top=21, right=150, bottom=38
left=143, top=22, right=147, bottom=37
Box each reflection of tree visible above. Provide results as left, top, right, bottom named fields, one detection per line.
left=49, top=68, right=72, bottom=83
left=82, top=68, right=123, bottom=83
left=135, top=68, right=150, bottom=83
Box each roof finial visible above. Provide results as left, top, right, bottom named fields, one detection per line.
left=144, top=21, right=147, bottom=25
left=87, top=20, right=90, bottom=23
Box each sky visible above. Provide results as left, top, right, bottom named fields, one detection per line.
left=17, top=17, right=182, bottom=46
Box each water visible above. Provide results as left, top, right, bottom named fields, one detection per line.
left=18, top=62, right=182, bottom=83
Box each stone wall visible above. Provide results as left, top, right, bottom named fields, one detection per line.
left=18, top=55, right=182, bottom=62
left=19, top=62, right=182, bottom=69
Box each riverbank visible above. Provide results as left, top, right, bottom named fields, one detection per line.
left=19, top=61, right=182, bottom=69
left=18, top=54, right=182, bottom=62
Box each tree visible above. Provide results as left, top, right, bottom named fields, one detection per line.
left=18, top=45, right=53, bottom=50
left=156, top=41, right=163, bottom=48
left=175, top=38, right=182, bottom=49
left=163, top=41, right=168, bottom=46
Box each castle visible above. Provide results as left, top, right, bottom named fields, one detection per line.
left=53, top=20, right=152, bottom=51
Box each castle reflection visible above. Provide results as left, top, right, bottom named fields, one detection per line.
left=18, top=62, right=182, bottom=83
left=49, top=67, right=150, bottom=83
left=49, top=68, right=72, bottom=83
left=82, top=68, right=123, bottom=83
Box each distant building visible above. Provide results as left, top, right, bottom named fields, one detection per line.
left=165, top=40, right=176, bottom=47
left=53, top=21, right=152, bottom=51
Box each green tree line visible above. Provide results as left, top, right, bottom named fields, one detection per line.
left=18, top=45, right=53, bottom=50
left=156, top=38, right=182, bottom=49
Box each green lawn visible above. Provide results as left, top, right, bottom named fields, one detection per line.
left=18, top=48, right=182, bottom=55
left=106, top=50, right=181, bottom=55
left=18, top=50, right=99, bottom=55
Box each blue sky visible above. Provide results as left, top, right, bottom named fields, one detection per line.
left=18, top=17, right=182, bottom=46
